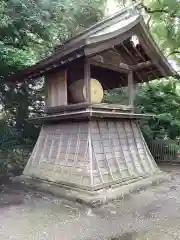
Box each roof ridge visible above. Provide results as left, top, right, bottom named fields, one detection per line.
left=54, top=6, right=139, bottom=52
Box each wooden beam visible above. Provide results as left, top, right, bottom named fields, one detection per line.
left=105, top=49, right=126, bottom=63
left=45, top=102, right=90, bottom=114
left=44, top=77, right=48, bottom=110
left=89, top=59, right=130, bottom=74
left=114, top=45, right=145, bottom=83
left=91, top=50, right=131, bottom=72
left=131, top=61, right=152, bottom=71
left=84, top=57, right=91, bottom=103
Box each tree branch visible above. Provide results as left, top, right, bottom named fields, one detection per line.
left=147, top=16, right=152, bottom=30
left=167, top=51, right=180, bottom=57
left=141, top=4, right=168, bottom=14
left=138, top=2, right=179, bottom=19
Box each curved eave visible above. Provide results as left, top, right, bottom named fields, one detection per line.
left=136, top=19, right=176, bottom=77
left=56, top=7, right=139, bottom=51
left=85, top=15, right=141, bottom=46
left=84, top=18, right=175, bottom=79
left=7, top=43, right=85, bottom=82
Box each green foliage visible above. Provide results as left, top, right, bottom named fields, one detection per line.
left=136, top=80, right=180, bottom=139
left=103, top=88, right=129, bottom=105
left=143, top=0, right=180, bottom=64
left=0, top=113, right=32, bottom=179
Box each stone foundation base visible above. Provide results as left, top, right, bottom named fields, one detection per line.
left=15, top=171, right=171, bottom=207
left=20, top=118, right=170, bottom=206
left=23, top=119, right=160, bottom=191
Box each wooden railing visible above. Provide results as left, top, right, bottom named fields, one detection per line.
left=147, top=140, right=180, bottom=163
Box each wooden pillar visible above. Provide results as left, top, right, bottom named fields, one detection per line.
left=44, top=77, right=48, bottom=110
left=128, top=71, right=135, bottom=109
left=84, top=57, right=91, bottom=104
left=84, top=58, right=93, bottom=186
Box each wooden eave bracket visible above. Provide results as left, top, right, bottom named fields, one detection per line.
left=89, top=58, right=153, bottom=74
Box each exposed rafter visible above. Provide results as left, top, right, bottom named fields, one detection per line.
left=131, top=61, right=152, bottom=71
left=89, top=59, right=131, bottom=73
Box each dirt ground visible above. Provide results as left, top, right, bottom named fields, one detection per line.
left=0, top=164, right=180, bottom=240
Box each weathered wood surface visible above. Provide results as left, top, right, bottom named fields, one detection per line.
left=27, top=108, right=153, bottom=124
left=46, top=70, right=67, bottom=108
left=84, top=57, right=91, bottom=103
left=24, top=119, right=158, bottom=190
left=45, top=102, right=90, bottom=114
left=131, top=60, right=152, bottom=71
left=45, top=103, right=133, bottom=115
left=89, top=59, right=130, bottom=74
left=92, top=103, right=133, bottom=111
left=90, top=50, right=130, bottom=73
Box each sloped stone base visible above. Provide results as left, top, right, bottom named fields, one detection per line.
left=24, top=119, right=159, bottom=191
left=16, top=171, right=171, bottom=207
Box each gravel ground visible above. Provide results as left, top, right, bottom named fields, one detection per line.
left=0, top=164, right=180, bottom=240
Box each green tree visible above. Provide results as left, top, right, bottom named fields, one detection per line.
left=136, top=80, right=180, bottom=140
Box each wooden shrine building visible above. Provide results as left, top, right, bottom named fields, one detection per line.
left=9, top=7, right=175, bottom=205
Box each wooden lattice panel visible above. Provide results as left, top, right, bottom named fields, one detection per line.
left=24, top=122, right=91, bottom=188
left=24, top=119, right=158, bottom=190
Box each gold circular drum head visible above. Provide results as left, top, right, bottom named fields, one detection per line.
left=83, top=78, right=104, bottom=104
